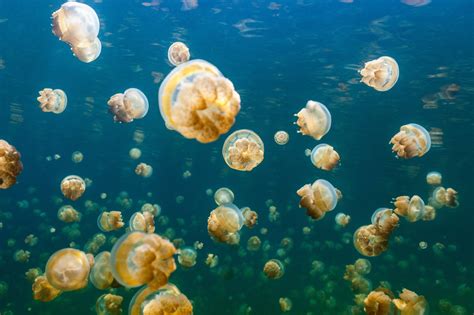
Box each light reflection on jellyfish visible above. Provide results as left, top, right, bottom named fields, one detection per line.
left=309, top=144, right=340, bottom=171
left=168, top=42, right=190, bottom=66
left=222, top=129, right=264, bottom=171
left=45, top=248, right=91, bottom=291
left=37, top=88, right=67, bottom=114
left=297, top=179, right=338, bottom=220
left=294, top=100, right=331, bottom=140
left=359, top=56, right=399, bottom=91
left=107, top=88, right=149, bottom=123
left=390, top=123, right=431, bottom=159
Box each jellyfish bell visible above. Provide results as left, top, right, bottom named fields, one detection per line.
left=135, top=163, right=153, bottom=178
left=60, top=175, right=86, bottom=201
left=71, top=37, right=102, bottom=63
left=45, top=248, right=91, bottom=291
left=129, top=212, right=155, bottom=233
left=241, top=207, right=258, bottom=228
left=177, top=247, right=197, bottom=268
left=359, top=56, right=399, bottom=91
left=274, top=130, right=289, bottom=145
left=158, top=59, right=241, bottom=143
left=32, top=275, right=62, bottom=302
left=263, top=259, right=285, bottom=279
left=335, top=213, right=350, bottom=227
left=222, top=129, right=264, bottom=171
left=0, top=140, right=23, bottom=189
left=167, top=42, right=190, bottom=66
left=129, top=284, right=193, bottom=315
left=296, top=179, right=338, bottom=220
left=426, top=171, right=442, bottom=186
left=294, top=100, right=331, bottom=140
left=390, top=123, right=431, bottom=159
left=310, top=144, right=340, bottom=171
left=207, top=203, right=244, bottom=244
left=57, top=205, right=81, bottom=223
left=392, top=289, right=428, bottom=315
left=108, top=88, right=149, bottom=123
left=364, top=290, right=393, bottom=315
left=37, top=88, right=67, bottom=114
left=97, top=211, right=124, bottom=232
left=213, top=187, right=234, bottom=205
left=96, top=293, right=123, bottom=315
left=89, top=251, right=114, bottom=290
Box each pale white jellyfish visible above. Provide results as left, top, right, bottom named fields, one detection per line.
left=222, top=129, right=264, bottom=171
left=129, top=148, right=142, bottom=160
left=37, top=89, right=67, bottom=114
left=274, top=131, right=289, bottom=145
left=168, top=42, right=190, bottom=66
left=214, top=187, right=235, bottom=205
left=107, top=88, right=149, bottom=123
left=294, top=100, right=331, bottom=140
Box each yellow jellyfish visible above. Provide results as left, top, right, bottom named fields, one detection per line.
left=296, top=179, right=338, bottom=220
left=274, top=130, right=289, bottom=145
left=359, top=56, right=399, bottom=91
left=364, top=290, right=393, bottom=315
left=71, top=151, right=83, bottom=163
left=89, top=251, right=114, bottom=290
left=241, top=207, right=258, bottom=228
left=158, top=59, right=241, bottom=143
left=52, top=2, right=102, bottom=63
left=110, top=232, right=176, bottom=289
left=393, top=196, right=426, bottom=222
left=263, top=259, right=285, bottom=279
left=97, top=211, right=124, bottom=232
left=426, top=171, right=442, bottom=186
left=168, top=42, right=190, bottom=66
left=207, top=203, right=244, bottom=244
left=129, top=212, right=155, bottom=233
left=107, top=88, right=149, bottom=123
left=57, top=205, right=81, bottom=223
left=178, top=247, right=197, bottom=268
left=214, top=187, right=235, bottom=205
left=37, top=88, right=67, bottom=114
left=32, top=275, right=62, bottom=302
left=430, top=187, right=459, bottom=208
left=222, top=129, right=264, bottom=171
left=135, top=162, right=153, bottom=178
left=129, top=284, right=193, bottom=315
left=309, top=144, right=340, bottom=171
left=96, top=293, right=123, bottom=315
left=390, top=124, right=431, bottom=159
left=0, top=140, right=23, bottom=189
left=45, top=248, right=90, bottom=291
left=335, top=213, right=350, bottom=227
left=392, top=289, right=428, bottom=315
left=60, top=175, right=86, bottom=201
left=294, top=100, right=331, bottom=140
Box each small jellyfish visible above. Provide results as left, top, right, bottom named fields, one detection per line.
left=168, top=42, right=190, bottom=66
left=71, top=151, right=83, bottom=163
left=141, top=203, right=161, bottom=217
left=274, top=130, right=289, bottom=145
left=430, top=187, right=459, bottom=208
left=359, top=56, right=399, bottom=91
left=52, top=2, right=102, bottom=62
left=296, top=179, right=338, bottom=220
left=129, top=148, right=142, bottom=160
left=129, top=284, right=193, bottom=315
left=96, top=293, right=123, bottom=315
left=364, top=290, right=393, bottom=315
left=45, top=248, right=91, bottom=291
left=263, top=259, right=285, bottom=279
left=158, top=60, right=241, bottom=143
left=135, top=162, right=153, bottom=178
left=241, top=207, right=258, bottom=228
left=207, top=203, right=244, bottom=245
left=247, top=236, right=262, bottom=252
left=58, top=205, right=81, bottom=223
left=279, top=297, right=292, bottom=312
left=60, top=175, right=86, bottom=201
left=335, top=213, right=350, bottom=227
left=426, top=171, right=442, bottom=186
left=393, top=195, right=426, bottom=222
left=392, top=289, right=428, bottom=315
left=14, top=249, right=31, bottom=263
left=89, top=251, right=114, bottom=290
left=178, top=247, right=197, bottom=268
left=32, top=275, right=62, bottom=302
left=97, top=211, right=124, bottom=232
left=214, top=187, right=235, bottom=205
left=37, top=88, right=67, bottom=114
left=294, top=100, right=331, bottom=140
left=354, top=258, right=371, bottom=275
left=107, top=88, right=149, bottom=123
left=390, top=124, right=431, bottom=159
left=205, top=253, right=219, bottom=268
left=0, top=140, right=23, bottom=189
left=222, top=129, right=264, bottom=171
left=419, top=241, right=428, bottom=250
left=310, top=144, right=340, bottom=171
left=129, top=211, right=155, bottom=233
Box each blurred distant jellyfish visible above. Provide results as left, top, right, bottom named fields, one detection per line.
left=309, top=144, right=340, bottom=171
left=335, top=213, right=350, bottom=227
left=107, top=88, right=149, bottom=123
left=25, top=268, right=42, bottom=282
left=247, top=236, right=262, bottom=251
left=279, top=297, right=292, bottom=312
left=96, top=293, right=123, bottom=315
left=392, top=289, right=428, bottom=314
left=214, top=187, right=234, bottom=205
left=354, top=258, right=371, bottom=275
left=401, top=0, right=431, bottom=7
left=426, top=171, right=442, bottom=186
left=419, top=241, right=428, bottom=250
left=390, top=124, right=431, bottom=159
left=14, top=249, right=31, bottom=263
left=158, top=60, right=241, bottom=143
left=141, top=203, right=161, bottom=217
left=364, top=290, right=392, bottom=315
left=274, top=130, right=289, bottom=145
left=129, top=148, right=142, bottom=160
left=168, top=42, right=190, bottom=66
left=129, top=284, right=193, bottom=315
left=222, top=129, right=264, bottom=171
left=135, top=162, right=153, bottom=177
left=71, top=151, right=83, bottom=163
left=110, top=232, right=177, bottom=289
left=51, top=2, right=102, bottom=62
left=241, top=207, right=258, bottom=228
left=60, top=175, right=86, bottom=201
left=37, top=88, right=67, bottom=114
left=359, top=56, right=399, bottom=91
left=430, top=187, right=459, bottom=208
left=296, top=179, right=338, bottom=220
left=181, top=0, right=199, bottom=11
left=58, top=205, right=81, bottom=223
left=263, top=259, right=284, bottom=279
left=129, top=211, right=155, bottom=233
left=32, top=275, right=62, bottom=302
left=45, top=248, right=91, bottom=291
left=207, top=203, right=244, bottom=245
left=393, top=195, right=426, bottom=222
left=294, top=100, right=331, bottom=140
left=178, top=247, right=197, bottom=268
left=90, top=251, right=114, bottom=290
left=97, top=211, right=124, bottom=232
left=0, top=140, right=23, bottom=189
left=205, top=253, right=219, bottom=268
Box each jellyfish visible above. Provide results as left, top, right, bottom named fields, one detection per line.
left=354, top=259, right=371, bottom=275
left=390, top=124, right=431, bottom=159
left=45, top=248, right=91, bottom=291
left=25, top=268, right=42, bottom=282
left=71, top=151, right=83, bottom=163
left=158, top=59, right=241, bottom=143
left=51, top=2, right=102, bottom=63
left=96, top=293, right=123, bottom=315
left=310, top=144, right=340, bottom=171
left=32, top=275, right=62, bottom=302
left=247, top=236, right=262, bottom=252
left=430, top=187, right=459, bottom=208
left=426, top=171, right=442, bottom=186
left=222, top=129, right=264, bottom=171
left=89, top=251, right=114, bottom=290
left=263, top=259, right=285, bottom=279
left=37, top=88, right=67, bottom=114
left=207, top=203, right=244, bottom=244
left=141, top=203, right=161, bottom=217
left=279, top=297, right=292, bottom=312
left=274, top=130, right=289, bottom=145
left=392, top=289, right=428, bottom=315
left=178, top=247, right=197, bottom=268
left=359, top=56, right=399, bottom=91
left=129, top=284, right=193, bottom=315
left=110, top=232, right=177, bottom=289
left=60, top=175, right=86, bottom=201
left=129, top=212, right=155, bottom=233
left=97, top=211, right=124, bottom=232
left=422, top=205, right=436, bottom=221
left=0, top=140, right=23, bottom=189
left=214, top=187, right=235, bottom=205
left=168, top=42, right=190, bottom=66
left=14, top=249, right=31, bottom=263
left=393, top=195, right=426, bottom=222
left=335, top=213, right=350, bottom=227
left=107, top=88, right=149, bottom=123
left=85, top=233, right=107, bottom=255
left=135, top=163, right=153, bottom=178
left=296, top=179, right=338, bottom=220
left=294, top=100, right=331, bottom=140
left=57, top=205, right=81, bottom=223
left=241, top=207, right=258, bottom=228
left=129, top=148, right=142, bottom=160
left=364, top=290, right=393, bottom=315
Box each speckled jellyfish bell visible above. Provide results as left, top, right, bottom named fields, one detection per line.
left=107, top=88, right=149, bottom=123
left=360, top=56, right=399, bottom=91
left=45, top=248, right=91, bottom=291
left=158, top=59, right=241, bottom=143
left=52, top=2, right=102, bottom=63
left=294, top=100, right=331, bottom=140
left=37, top=88, right=67, bottom=114
left=129, top=284, right=193, bottom=315
left=168, top=42, right=190, bottom=66
left=60, top=175, right=86, bottom=201
left=0, top=140, right=23, bottom=189
left=310, top=144, right=340, bottom=171
left=207, top=203, right=244, bottom=244
left=222, top=129, right=264, bottom=171
left=296, top=179, right=338, bottom=220
left=390, top=123, right=431, bottom=159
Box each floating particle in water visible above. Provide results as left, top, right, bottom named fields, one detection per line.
left=309, top=144, right=340, bottom=171
left=296, top=179, right=338, bottom=220
left=359, top=56, right=399, bottom=91
left=429, top=127, right=443, bottom=148
left=135, top=162, right=153, bottom=178
left=0, top=140, right=23, bottom=189
left=426, top=171, right=442, bottom=186
left=294, top=100, right=331, bottom=140
left=222, top=129, right=264, bottom=171
left=168, top=42, right=190, bottom=66
left=390, top=123, right=431, bottom=159
left=263, top=259, right=284, bottom=279
left=107, top=88, right=149, bottom=123
left=37, top=88, right=67, bottom=114
left=233, top=18, right=267, bottom=38
left=214, top=187, right=234, bottom=205
left=268, top=2, right=281, bottom=10
left=142, top=0, right=160, bottom=7
left=45, top=248, right=91, bottom=291
left=60, top=175, right=86, bottom=201
left=274, top=130, right=289, bottom=145
left=181, top=0, right=198, bottom=11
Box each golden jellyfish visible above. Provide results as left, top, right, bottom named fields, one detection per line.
left=45, top=248, right=91, bottom=291
left=71, top=151, right=83, bottom=163
left=32, top=275, right=62, bottom=302
left=241, top=207, right=258, bottom=228
left=354, top=258, right=371, bottom=275
left=205, top=253, right=219, bottom=268
left=294, top=100, right=331, bottom=140
left=213, top=187, right=235, bottom=205
left=129, top=212, right=155, bottom=233
left=60, top=175, right=86, bottom=201
left=57, top=205, right=81, bottom=223
left=129, top=284, right=193, bottom=315
left=97, top=211, right=124, bottom=232
left=37, top=88, right=67, bottom=114
left=279, top=297, right=292, bottom=312
left=107, top=88, right=149, bottom=123
left=222, top=129, right=264, bottom=171
left=0, top=140, right=23, bottom=189
left=263, top=259, right=285, bottom=279
left=364, top=290, right=393, bottom=315
left=296, top=179, right=338, bottom=220
left=426, top=171, right=442, bottom=186
left=89, top=251, right=114, bottom=290
left=207, top=203, right=244, bottom=244
left=96, top=293, right=123, bottom=315
left=247, top=236, right=262, bottom=251
left=430, top=187, right=459, bottom=208
left=390, top=124, right=431, bottom=159
left=110, top=232, right=177, bottom=289
left=168, top=42, right=190, bottom=66
left=14, top=249, right=31, bottom=263
left=392, top=289, right=428, bottom=315
left=52, top=2, right=102, bottom=63
left=310, top=144, right=340, bottom=171
left=359, top=56, right=399, bottom=91
left=158, top=59, right=241, bottom=143
left=274, top=130, right=289, bottom=145
left=422, top=205, right=436, bottom=221
left=135, top=163, right=153, bottom=178
left=178, top=247, right=197, bottom=268
left=129, top=148, right=142, bottom=160
left=335, top=213, right=350, bottom=227
left=393, top=196, right=426, bottom=222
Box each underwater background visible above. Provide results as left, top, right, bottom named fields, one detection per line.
left=0, top=0, right=473, bottom=314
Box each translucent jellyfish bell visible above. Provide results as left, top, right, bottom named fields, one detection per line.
left=89, top=251, right=114, bottom=290
left=168, top=42, right=190, bottom=66
left=310, top=144, right=340, bottom=171
left=37, top=88, right=67, bottom=114
left=45, top=248, right=90, bottom=291
left=107, top=88, right=149, bottom=123
left=129, top=284, right=193, bottom=315
left=32, top=275, right=62, bottom=302
left=158, top=59, right=241, bottom=143
left=426, top=171, right=442, bottom=186
left=222, top=129, right=264, bottom=171
left=294, top=100, right=331, bottom=140
left=0, top=140, right=23, bottom=189
left=129, top=212, right=155, bottom=233
left=360, top=56, right=399, bottom=91
left=214, top=187, right=235, bottom=205
left=97, top=211, right=124, bottom=232
left=296, top=179, right=338, bottom=220
left=263, top=259, right=285, bottom=279
left=96, top=293, right=123, bottom=315
left=60, top=175, right=86, bottom=201
left=274, top=130, right=289, bottom=145
left=390, top=123, right=431, bottom=159
left=177, top=247, right=197, bottom=268
left=207, top=203, right=244, bottom=244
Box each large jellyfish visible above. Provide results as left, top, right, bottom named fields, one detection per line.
left=0, top=140, right=23, bottom=189
left=392, top=289, right=428, bottom=315
left=32, top=275, right=62, bottom=302
left=222, top=129, right=264, bottom=171
left=294, top=100, right=331, bottom=140
left=359, top=56, right=399, bottom=91
left=60, top=175, right=86, bottom=201
left=45, top=248, right=91, bottom=291
left=107, top=88, right=149, bottom=123
left=364, top=290, right=393, bottom=315
left=309, top=144, right=340, bottom=171
left=168, top=42, right=190, bottom=66
left=37, top=88, right=67, bottom=114
left=51, top=2, right=102, bottom=63
left=97, top=211, right=124, bottom=232
left=158, top=59, right=241, bottom=143
left=90, top=251, right=114, bottom=290
left=207, top=203, right=244, bottom=245
left=296, top=179, right=338, bottom=220
left=390, top=124, right=431, bottom=159
left=129, top=284, right=193, bottom=315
